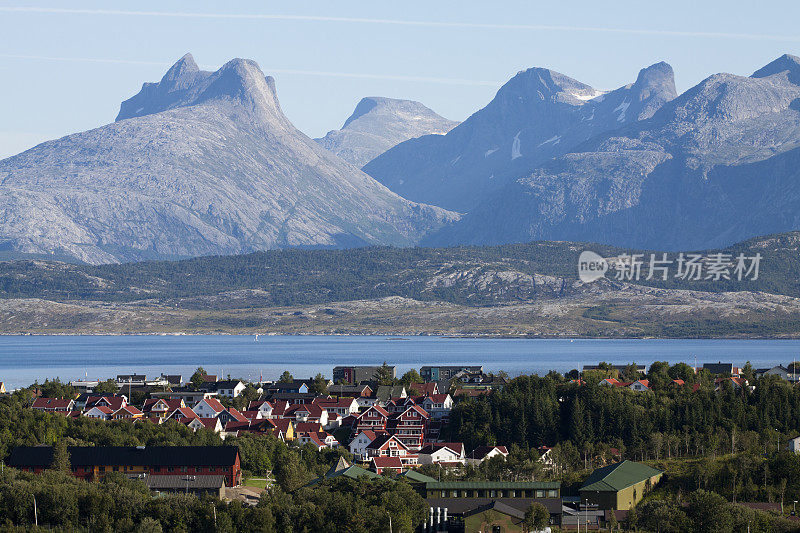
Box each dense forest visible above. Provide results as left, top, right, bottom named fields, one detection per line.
left=1, top=232, right=799, bottom=306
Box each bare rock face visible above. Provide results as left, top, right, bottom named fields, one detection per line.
left=0, top=54, right=457, bottom=264
left=424, top=55, right=800, bottom=250
left=315, top=97, right=458, bottom=168
left=363, top=62, right=677, bottom=212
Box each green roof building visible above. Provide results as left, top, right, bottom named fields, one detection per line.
left=579, top=460, right=663, bottom=510
left=307, top=457, right=381, bottom=486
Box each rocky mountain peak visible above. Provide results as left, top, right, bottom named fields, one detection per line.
left=752, top=53, right=800, bottom=85
left=116, top=54, right=285, bottom=125
left=498, top=67, right=596, bottom=103
left=628, top=62, right=677, bottom=119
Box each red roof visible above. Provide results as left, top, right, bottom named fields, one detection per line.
left=32, top=398, right=73, bottom=409
left=314, top=398, right=356, bottom=409
left=85, top=405, right=113, bottom=415
left=414, top=382, right=439, bottom=395
left=168, top=407, right=198, bottom=420
left=241, top=410, right=260, bottom=420
left=142, top=398, right=183, bottom=412
left=295, top=421, right=323, bottom=433
left=225, top=408, right=249, bottom=422
left=197, top=397, right=225, bottom=413
left=424, top=394, right=450, bottom=403
left=371, top=456, right=403, bottom=469
left=86, top=396, right=126, bottom=411
left=285, top=403, right=326, bottom=418
left=113, top=405, right=143, bottom=417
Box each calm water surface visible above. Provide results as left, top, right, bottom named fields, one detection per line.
left=0, top=335, right=798, bottom=389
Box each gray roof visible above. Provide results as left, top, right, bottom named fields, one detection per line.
left=144, top=474, right=226, bottom=490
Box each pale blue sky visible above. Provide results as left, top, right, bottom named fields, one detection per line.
left=1, top=1, right=799, bottom=158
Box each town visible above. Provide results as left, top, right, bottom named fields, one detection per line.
left=2, top=360, right=800, bottom=532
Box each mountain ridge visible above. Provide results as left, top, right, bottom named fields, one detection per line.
left=0, top=54, right=457, bottom=264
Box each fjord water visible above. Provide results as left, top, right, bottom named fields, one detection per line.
left=1, top=335, right=799, bottom=389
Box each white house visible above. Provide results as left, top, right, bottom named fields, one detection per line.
left=467, top=446, right=509, bottom=465
left=789, top=436, right=800, bottom=454
left=421, top=394, right=454, bottom=421
left=628, top=380, right=651, bottom=392
left=349, top=430, right=378, bottom=461
left=192, top=397, right=226, bottom=418
left=213, top=380, right=247, bottom=398
left=417, top=443, right=466, bottom=465
left=83, top=406, right=113, bottom=420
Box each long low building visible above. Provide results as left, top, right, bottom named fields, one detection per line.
left=7, top=445, right=242, bottom=488
left=579, top=460, right=663, bottom=510
left=422, top=481, right=562, bottom=531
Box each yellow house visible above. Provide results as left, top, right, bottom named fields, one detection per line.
left=579, top=460, right=663, bottom=510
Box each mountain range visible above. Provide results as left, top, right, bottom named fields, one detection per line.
left=424, top=54, right=800, bottom=250
left=1, top=53, right=800, bottom=263
left=0, top=54, right=455, bottom=264
left=314, top=96, right=457, bottom=167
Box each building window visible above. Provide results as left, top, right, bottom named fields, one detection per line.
left=536, top=490, right=545, bottom=498
left=168, top=466, right=174, bottom=472
left=548, top=489, right=558, bottom=498
left=196, top=467, right=202, bottom=473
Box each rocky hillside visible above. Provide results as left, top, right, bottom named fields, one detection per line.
left=363, top=62, right=677, bottom=212
left=0, top=54, right=456, bottom=264
left=425, top=54, right=800, bottom=249
left=315, top=97, right=457, bottom=167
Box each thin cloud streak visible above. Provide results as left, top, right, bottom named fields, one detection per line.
left=2, top=6, right=800, bottom=42
left=0, top=54, right=500, bottom=87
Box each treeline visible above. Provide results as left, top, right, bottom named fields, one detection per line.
left=0, top=391, right=428, bottom=532
left=1, top=231, right=800, bottom=306
left=0, top=468, right=425, bottom=533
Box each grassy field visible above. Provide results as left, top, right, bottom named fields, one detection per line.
left=243, top=477, right=271, bottom=489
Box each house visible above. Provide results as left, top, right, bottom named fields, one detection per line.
left=7, top=445, right=242, bottom=488
left=628, top=379, right=651, bottom=392
left=599, top=378, right=622, bottom=387
left=297, top=431, right=339, bottom=450
left=754, top=365, right=792, bottom=381
left=202, top=375, right=219, bottom=383
left=789, top=436, right=800, bottom=454
left=217, top=408, right=249, bottom=426
left=328, top=383, right=373, bottom=398
left=423, top=481, right=563, bottom=530
left=714, top=376, right=749, bottom=391
left=83, top=406, right=114, bottom=420
left=145, top=474, right=226, bottom=498
left=409, top=382, right=439, bottom=396
left=266, top=392, right=319, bottom=405
left=420, top=366, right=483, bottom=382
left=580, top=460, right=663, bottom=510
left=375, top=385, right=407, bottom=403
left=284, top=404, right=329, bottom=427
left=265, top=382, right=309, bottom=394
left=538, top=446, right=556, bottom=470
left=333, top=365, right=394, bottom=385
left=247, top=400, right=274, bottom=419
left=159, top=374, right=183, bottom=387
left=467, top=446, right=509, bottom=464
left=116, top=374, right=147, bottom=387
left=165, top=406, right=199, bottom=423
left=307, top=457, right=381, bottom=485
left=210, top=380, right=247, bottom=398
left=313, top=397, right=360, bottom=417
left=421, top=394, right=454, bottom=421
left=388, top=404, right=429, bottom=450
left=269, top=419, right=295, bottom=441
left=32, top=398, right=75, bottom=412
left=365, top=434, right=418, bottom=467
left=142, top=398, right=185, bottom=419
left=185, top=417, right=223, bottom=433
left=703, top=362, right=734, bottom=376
left=151, top=389, right=217, bottom=405
left=355, top=405, right=390, bottom=433
left=192, top=397, right=226, bottom=418
left=349, top=430, right=379, bottom=461
left=417, top=443, right=466, bottom=465
left=370, top=456, right=404, bottom=475
left=85, top=395, right=128, bottom=411
left=110, top=405, right=144, bottom=420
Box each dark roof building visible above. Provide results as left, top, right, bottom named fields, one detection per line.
left=420, top=366, right=483, bottom=382
left=144, top=474, right=226, bottom=498
left=580, top=460, right=663, bottom=510
left=333, top=365, right=394, bottom=385
left=703, top=362, right=734, bottom=376
left=8, top=446, right=242, bottom=488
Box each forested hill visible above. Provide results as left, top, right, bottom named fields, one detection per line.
left=1, top=232, right=800, bottom=307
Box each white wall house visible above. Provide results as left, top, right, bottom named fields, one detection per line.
left=349, top=430, right=377, bottom=461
